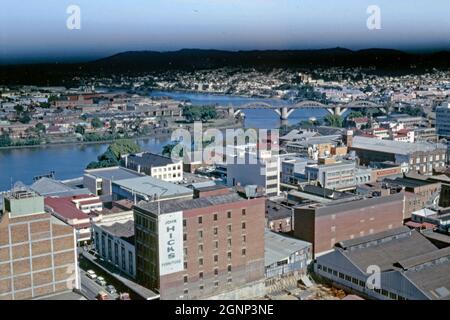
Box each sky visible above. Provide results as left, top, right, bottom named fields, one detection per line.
left=1, top=0, right=450, bottom=63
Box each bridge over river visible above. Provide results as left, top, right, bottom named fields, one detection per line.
left=219, top=100, right=387, bottom=120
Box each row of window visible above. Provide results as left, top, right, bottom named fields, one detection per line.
left=182, top=278, right=233, bottom=296
left=317, top=264, right=406, bottom=300
left=184, top=209, right=247, bottom=227
left=183, top=248, right=247, bottom=265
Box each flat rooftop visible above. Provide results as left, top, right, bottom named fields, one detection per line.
left=100, top=220, right=135, bottom=244
left=85, top=166, right=142, bottom=181
left=127, top=152, right=179, bottom=167
left=352, top=136, right=446, bottom=155
left=265, top=229, right=311, bottom=266
left=135, top=192, right=247, bottom=216
left=384, top=177, right=438, bottom=188
left=112, top=176, right=193, bottom=198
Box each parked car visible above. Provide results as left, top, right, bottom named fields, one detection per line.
left=106, top=285, right=117, bottom=295
left=86, top=270, right=97, bottom=279
left=118, top=292, right=130, bottom=300
left=96, top=291, right=109, bottom=300
left=96, top=276, right=107, bottom=286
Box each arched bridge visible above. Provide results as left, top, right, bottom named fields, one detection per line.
left=219, top=100, right=385, bottom=120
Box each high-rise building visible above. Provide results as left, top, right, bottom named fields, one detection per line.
left=133, top=191, right=266, bottom=300
left=0, top=189, right=79, bottom=300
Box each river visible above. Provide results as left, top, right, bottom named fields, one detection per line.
left=0, top=91, right=327, bottom=190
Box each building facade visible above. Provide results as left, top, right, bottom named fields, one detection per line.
left=293, top=193, right=405, bottom=256
left=133, top=192, right=266, bottom=300
left=436, top=102, right=450, bottom=139
left=0, top=190, right=79, bottom=300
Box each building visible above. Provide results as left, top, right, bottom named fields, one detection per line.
left=226, top=148, right=280, bottom=197
left=412, top=208, right=450, bottom=234
left=293, top=193, right=405, bottom=256
left=350, top=135, right=447, bottom=174
left=83, top=166, right=143, bottom=199
left=280, top=156, right=310, bottom=185
left=93, top=218, right=136, bottom=278
left=0, top=189, right=79, bottom=300
left=266, top=200, right=293, bottom=233
left=440, top=183, right=450, bottom=207
left=436, top=102, right=450, bottom=139
left=305, top=160, right=356, bottom=190
left=383, top=176, right=441, bottom=219
left=133, top=191, right=266, bottom=300
left=111, top=176, right=193, bottom=203
left=44, top=194, right=103, bottom=243
left=315, top=227, right=450, bottom=300
left=264, top=230, right=312, bottom=280
left=123, top=152, right=183, bottom=182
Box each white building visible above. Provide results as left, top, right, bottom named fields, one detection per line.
left=226, top=145, right=280, bottom=198
left=123, top=152, right=183, bottom=182
left=93, top=216, right=136, bottom=278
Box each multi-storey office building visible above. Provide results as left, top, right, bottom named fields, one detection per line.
left=123, top=152, right=183, bottom=182
left=305, top=160, right=356, bottom=190
left=226, top=148, right=280, bottom=197
left=0, top=190, right=79, bottom=300
left=133, top=191, right=266, bottom=300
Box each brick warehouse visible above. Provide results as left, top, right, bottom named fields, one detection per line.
left=293, top=193, right=405, bottom=257
left=0, top=190, right=79, bottom=300
left=133, top=191, right=266, bottom=300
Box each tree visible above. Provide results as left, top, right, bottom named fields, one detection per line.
left=14, top=105, right=24, bottom=114
left=91, top=117, right=104, bottom=129
left=86, top=140, right=142, bottom=169
left=347, top=111, right=364, bottom=120
left=0, top=134, right=12, bottom=147
left=182, top=105, right=217, bottom=123
left=35, top=123, right=46, bottom=133
left=324, top=114, right=344, bottom=128
left=75, top=124, right=85, bottom=135
left=19, top=114, right=31, bottom=124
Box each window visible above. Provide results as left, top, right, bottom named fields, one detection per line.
left=213, top=213, right=218, bottom=221
left=121, top=246, right=126, bottom=270
left=227, top=252, right=232, bottom=260
left=242, top=248, right=246, bottom=256
left=198, top=230, right=203, bottom=239
left=242, top=209, right=246, bottom=216
left=199, top=244, right=203, bottom=253
left=214, top=269, right=218, bottom=276
left=227, top=211, right=232, bottom=219
left=227, top=278, right=232, bottom=283
left=184, top=275, right=188, bottom=283
left=183, top=233, right=187, bottom=241
left=242, top=222, right=246, bottom=230
left=227, top=239, right=232, bottom=247
left=184, top=262, right=188, bottom=269
left=227, top=265, right=232, bottom=272
left=242, top=235, right=246, bottom=243
left=214, top=241, right=219, bottom=249
left=227, top=225, right=232, bottom=233
left=183, top=219, right=187, bottom=227
left=214, top=281, right=219, bottom=287
left=199, top=258, right=203, bottom=266
left=184, top=289, right=188, bottom=295
left=199, top=285, right=204, bottom=290
left=198, top=216, right=203, bottom=224
left=128, top=251, right=133, bottom=274
left=214, top=227, right=218, bottom=235
left=199, top=272, right=203, bottom=280
left=214, top=255, right=218, bottom=263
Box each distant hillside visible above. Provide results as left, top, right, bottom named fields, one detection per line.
left=1, top=48, right=450, bottom=86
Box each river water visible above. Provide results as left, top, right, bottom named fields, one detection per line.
left=0, top=91, right=327, bottom=190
